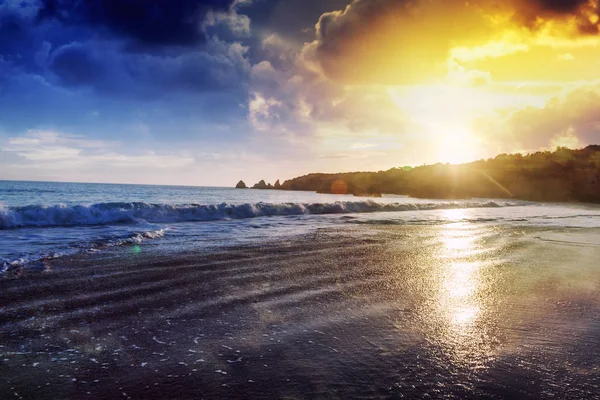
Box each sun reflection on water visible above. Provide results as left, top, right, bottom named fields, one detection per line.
left=427, top=208, right=497, bottom=367
left=443, top=261, right=481, bottom=327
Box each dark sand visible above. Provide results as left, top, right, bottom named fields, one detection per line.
left=1, top=224, right=600, bottom=399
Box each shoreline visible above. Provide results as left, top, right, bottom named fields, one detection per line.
left=2, top=224, right=600, bottom=398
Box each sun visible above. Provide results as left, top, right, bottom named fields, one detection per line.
left=389, top=83, right=487, bottom=164
left=389, top=80, right=556, bottom=165
left=436, top=126, right=478, bottom=164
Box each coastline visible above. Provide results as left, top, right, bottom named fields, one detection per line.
left=244, top=146, right=600, bottom=203
left=2, top=224, right=600, bottom=399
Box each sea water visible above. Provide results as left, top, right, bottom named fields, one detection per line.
left=1, top=180, right=600, bottom=272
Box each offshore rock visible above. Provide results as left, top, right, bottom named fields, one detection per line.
left=252, top=180, right=269, bottom=189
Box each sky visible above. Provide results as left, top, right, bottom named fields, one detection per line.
left=1, top=0, right=600, bottom=186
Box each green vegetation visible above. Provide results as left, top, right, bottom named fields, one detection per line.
left=279, top=146, right=600, bottom=202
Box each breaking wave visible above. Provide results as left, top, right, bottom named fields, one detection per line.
left=0, top=200, right=519, bottom=230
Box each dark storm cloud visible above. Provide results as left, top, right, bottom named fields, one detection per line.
left=49, top=41, right=105, bottom=86
left=0, top=0, right=251, bottom=96
left=48, top=39, right=250, bottom=95
left=0, top=2, right=43, bottom=68
left=530, top=0, right=589, bottom=14
left=514, top=0, right=599, bottom=34
left=35, top=0, right=237, bottom=48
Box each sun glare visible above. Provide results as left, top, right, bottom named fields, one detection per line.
left=390, top=84, right=484, bottom=164
left=391, top=83, right=484, bottom=164
left=389, top=81, right=554, bottom=165
left=437, top=126, right=479, bottom=164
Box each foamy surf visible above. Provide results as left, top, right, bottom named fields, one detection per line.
left=0, top=200, right=521, bottom=229
left=1, top=228, right=166, bottom=274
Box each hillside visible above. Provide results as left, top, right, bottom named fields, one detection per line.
left=278, top=146, right=600, bottom=203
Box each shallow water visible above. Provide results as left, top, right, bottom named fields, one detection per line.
left=2, top=180, right=599, bottom=272
left=1, top=222, right=600, bottom=399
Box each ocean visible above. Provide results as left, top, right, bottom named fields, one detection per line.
left=1, top=180, right=600, bottom=398
left=2, top=180, right=599, bottom=272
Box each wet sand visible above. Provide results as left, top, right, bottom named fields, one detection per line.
left=1, top=224, right=600, bottom=399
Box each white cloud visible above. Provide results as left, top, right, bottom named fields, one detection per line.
left=473, top=85, right=600, bottom=153
left=248, top=93, right=283, bottom=131
left=204, top=7, right=251, bottom=37
left=2, top=130, right=195, bottom=169
left=6, top=130, right=117, bottom=149
left=0, top=129, right=297, bottom=186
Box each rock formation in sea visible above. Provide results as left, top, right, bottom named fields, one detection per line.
left=252, top=180, right=269, bottom=189
left=247, top=179, right=281, bottom=190
left=235, top=180, right=247, bottom=189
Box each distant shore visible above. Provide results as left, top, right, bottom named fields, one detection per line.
left=241, top=146, right=600, bottom=203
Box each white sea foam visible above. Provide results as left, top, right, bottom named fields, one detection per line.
left=0, top=200, right=518, bottom=229
left=0, top=229, right=166, bottom=273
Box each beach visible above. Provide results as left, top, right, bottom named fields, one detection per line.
left=2, top=221, right=600, bottom=399
left=4, top=0, right=600, bottom=397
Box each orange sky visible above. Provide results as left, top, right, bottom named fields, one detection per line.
left=278, top=0, right=600, bottom=168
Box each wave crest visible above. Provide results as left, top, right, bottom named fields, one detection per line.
left=0, top=200, right=515, bottom=229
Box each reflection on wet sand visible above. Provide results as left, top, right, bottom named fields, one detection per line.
left=424, top=209, right=500, bottom=369
left=1, top=223, right=600, bottom=398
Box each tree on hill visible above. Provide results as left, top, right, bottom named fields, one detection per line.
left=278, top=146, right=600, bottom=202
